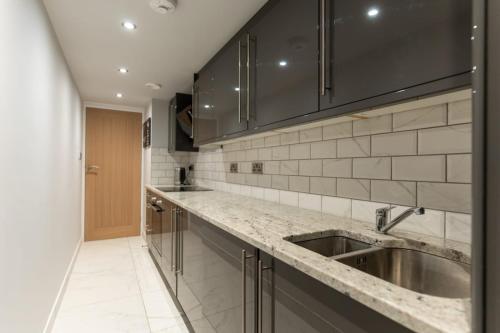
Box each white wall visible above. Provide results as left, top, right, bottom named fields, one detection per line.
left=0, top=1, right=83, bottom=332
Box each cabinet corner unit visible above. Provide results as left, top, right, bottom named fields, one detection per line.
left=193, top=0, right=472, bottom=145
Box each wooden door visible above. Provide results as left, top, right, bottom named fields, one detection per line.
left=85, top=108, right=142, bottom=241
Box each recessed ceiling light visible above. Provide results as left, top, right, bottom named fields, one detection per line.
left=122, top=21, right=137, bottom=31
left=118, top=67, right=129, bottom=74
left=145, top=82, right=162, bottom=90
left=234, top=87, right=240, bottom=91
left=279, top=60, right=288, bottom=67
left=150, top=0, right=177, bottom=14
left=204, top=104, right=210, bottom=109
left=367, top=8, right=379, bottom=17
left=116, top=93, right=123, bottom=98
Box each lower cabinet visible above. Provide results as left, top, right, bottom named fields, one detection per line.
left=147, top=194, right=414, bottom=333
left=259, top=252, right=413, bottom=333
left=176, top=211, right=257, bottom=333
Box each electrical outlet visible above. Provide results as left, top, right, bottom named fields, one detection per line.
left=252, top=162, right=263, bottom=174
left=230, top=163, right=238, bottom=173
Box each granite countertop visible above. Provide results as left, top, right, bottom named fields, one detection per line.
left=146, top=185, right=471, bottom=333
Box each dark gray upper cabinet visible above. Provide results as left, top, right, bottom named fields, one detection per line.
left=320, top=0, right=472, bottom=112
left=194, top=66, right=217, bottom=145
left=194, top=36, right=248, bottom=145
left=248, top=0, right=319, bottom=129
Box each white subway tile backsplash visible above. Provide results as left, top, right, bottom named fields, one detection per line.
left=445, top=212, right=471, bottom=243
left=271, top=175, right=289, bottom=190
left=290, top=143, right=311, bottom=160
left=323, top=159, right=352, bottom=178
left=337, top=136, right=370, bottom=157
left=371, top=180, right=417, bottom=206
left=310, top=177, right=337, bottom=196
left=280, top=160, right=299, bottom=175
left=393, top=104, right=447, bottom=131
left=300, top=127, right=323, bottom=143
left=289, top=176, right=310, bottom=193
left=280, top=132, right=299, bottom=145
left=417, top=182, right=471, bottom=213
left=352, top=200, right=387, bottom=224
left=280, top=190, right=299, bottom=207
left=323, top=121, right=353, bottom=140
left=337, top=179, right=370, bottom=200
left=353, top=114, right=392, bottom=136
left=447, top=154, right=472, bottom=183
left=371, top=131, right=417, bottom=156
left=272, top=146, right=290, bottom=160
left=322, top=196, right=352, bottom=218
left=190, top=92, right=473, bottom=244
left=352, top=157, right=391, bottom=180
left=418, top=124, right=472, bottom=155
left=390, top=206, right=445, bottom=238
left=311, top=140, right=337, bottom=159
left=299, top=193, right=322, bottom=211
left=448, top=100, right=472, bottom=125
left=299, top=160, right=322, bottom=176
left=392, top=156, right=446, bottom=182
left=264, top=188, right=280, bottom=203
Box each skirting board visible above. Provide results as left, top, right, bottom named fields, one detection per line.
left=42, top=238, right=83, bottom=333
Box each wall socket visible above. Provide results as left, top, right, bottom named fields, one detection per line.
left=252, top=162, right=263, bottom=174
left=230, top=163, right=238, bottom=173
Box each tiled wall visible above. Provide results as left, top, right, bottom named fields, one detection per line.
left=150, top=148, right=191, bottom=185
left=190, top=91, right=473, bottom=244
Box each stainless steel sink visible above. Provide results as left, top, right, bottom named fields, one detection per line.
left=335, top=247, right=471, bottom=298
left=285, top=233, right=372, bottom=257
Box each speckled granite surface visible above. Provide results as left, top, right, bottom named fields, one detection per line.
left=146, top=185, right=471, bottom=333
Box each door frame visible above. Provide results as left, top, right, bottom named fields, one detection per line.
left=81, top=102, right=145, bottom=241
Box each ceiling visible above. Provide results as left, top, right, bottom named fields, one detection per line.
left=43, top=0, right=267, bottom=108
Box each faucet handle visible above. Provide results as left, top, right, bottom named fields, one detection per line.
left=376, top=206, right=394, bottom=216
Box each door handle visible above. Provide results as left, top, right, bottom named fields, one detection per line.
left=241, top=249, right=254, bottom=333
left=320, top=0, right=326, bottom=96
left=171, top=207, right=176, bottom=271
left=86, top=165, right=100, bottom=173
left=258, top=259, right=272, bottom=333
left=238, top=40, right=242, bottom=123
left=246, top=33, right=252, bottom=122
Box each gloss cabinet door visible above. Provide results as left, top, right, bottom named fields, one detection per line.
left=248, top=0, right=319, bottom=129
left=320, top=0, right=472, bottom=111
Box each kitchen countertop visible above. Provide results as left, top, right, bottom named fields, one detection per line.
left=146, top=185, right=471, bottom=333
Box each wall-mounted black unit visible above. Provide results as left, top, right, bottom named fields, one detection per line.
left=168, top=93, right=198, bottom=153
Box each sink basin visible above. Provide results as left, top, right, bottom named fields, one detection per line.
left=336, top=248, right=471, bottom=298
left=286, top=233, right=372, bottom=257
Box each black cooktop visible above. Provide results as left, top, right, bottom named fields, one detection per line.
left=155, top=186, right=212, bottom=192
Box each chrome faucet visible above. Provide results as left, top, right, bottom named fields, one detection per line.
left=375, top=207, right=425, bottom=234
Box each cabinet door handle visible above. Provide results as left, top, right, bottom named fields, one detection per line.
left=191, top=85, right=195, bottom=139
left=320, top=0, right=326, bottom=96
left=246, top=33, right=251, bottom=122
left=241, top=249, right=254, bottom=333
left=176, top=209, right=183, bottom=275
left=171, top=207, right=176, bottom=271
left=258, top=259, right=272, bottom=333
left=238, top=40, right=242, bottom=123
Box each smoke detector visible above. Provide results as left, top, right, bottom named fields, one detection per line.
left=150, top=0, right=177, bottom=14
left=146, top=82, right=162, bottom=90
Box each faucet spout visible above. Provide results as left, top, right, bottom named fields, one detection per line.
left=375, top=207, right=425, bottom=234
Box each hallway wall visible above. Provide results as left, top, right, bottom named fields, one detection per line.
left=0, top=1, right=83, bottom=332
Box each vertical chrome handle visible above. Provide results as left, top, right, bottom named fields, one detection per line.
left=320, top=0, right=326, bottom=96
left=175, top=208, right=183, bottom=275
left=171, top=207, right=176, bottom=271
left=241, top=250, right=254, bottom=333
left=246, top=33, right=251, bottom=121
left=257, top=259, right=272, bottom=333
left=179, top=209, right=184, bottom=275
left=191, top=85, right=195, bottom=139
left=238, top=40, right=242, bottom=123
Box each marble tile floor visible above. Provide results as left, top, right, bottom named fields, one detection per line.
left=52, top=236, right=189, bottom=333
